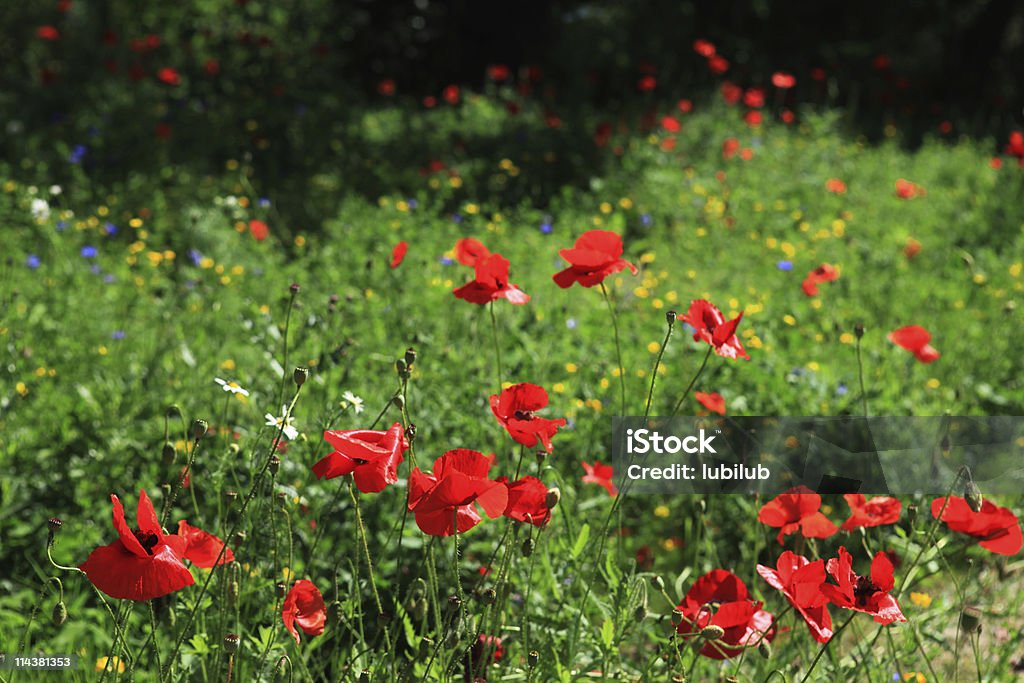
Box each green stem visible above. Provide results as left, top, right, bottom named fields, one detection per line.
left=279, top=286, right=299, bottom=408
left=855, top=335, right=869, bottom=417
left=600, top=282, right=627, bottom=415
left=670, top=345, right=714, bottom=416
left=644, top=314, right=675, bottom=419
left=489, top=301, right=504, bottom=392
left=799, top=613, right=854, bottom=683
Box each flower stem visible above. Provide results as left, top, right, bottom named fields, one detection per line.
left=855, top=335, right=869, bottom=417
left=799, top=613, right=854, bottom=683
left=489, top=301, right=503, bottom=392
left=278, top=286, right=299, bottom=408
left=644, top=314, right=675, bottom=419
left=600, top=282, right=627, bottom=415
left=671, top=345, right=714, bottom=416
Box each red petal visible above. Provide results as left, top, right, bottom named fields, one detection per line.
left=888, top=325, right=931, bottom=352
left=111, top=495, right=147, bottom=558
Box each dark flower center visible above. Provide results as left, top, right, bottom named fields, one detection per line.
left=853, top=576, right=878, bottom=606
left=513, top=410, right=534, bottom=421
left=133, top=529, right=160, bottom=555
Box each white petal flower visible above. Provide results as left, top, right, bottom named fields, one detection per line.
left=265, top=406, right=298, bottom=440
left=215, top=377, right=250, bottom=397
left=342, top=391, right=365, bottom=414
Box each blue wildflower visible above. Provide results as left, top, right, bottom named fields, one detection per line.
left=258, top=198, right=271, bottom=208
left=26, top=254, right=41, bottom=269
left=188, top=249, right=203, bottom=266
left=837, top=383, right=848, bottom=396
left=641, top=213, right=652, bottom=226
left=111, top=331, right=126, bottom=340
left=104, top=222, right=118, bottom=235
left=81, top=245, right=98, bottom=258
left=440, top=256, right=454, bottom=266
left=566, top=318, right=577, bottom=330
left=777, top=260, right=794, bottom=271
left=452, top=213, right=463, bottom=224
left=540, top=220, right=553, bottom=234
left=69, top=144, right=87, bottom=164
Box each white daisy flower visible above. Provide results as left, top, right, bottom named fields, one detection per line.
left=215, top=377, right=250, bottom=397
left=31, top=198, right=50, bottom=221
left=265, top=406, right=298, bottom=440
left=342, top=390, right=365, bottom=414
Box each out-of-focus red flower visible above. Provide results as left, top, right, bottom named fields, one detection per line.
left=176, top=520, right=235, bottom=568
left=743, top=88, right=765, bottom=109
left=895, top=178, right=926, bottom=199
left=487, top=64, right=510, bottom=82
left=825, top=178, right=847, bottom=194
left=661, top=116, right=681, bottom=133
left=903, top=237, right=922, bottom=259
left=490, top=383, right=567, bottom=454
left=780, top=109, right=796, bottom=124
left=282, top=579, right=326, bottom=644
left=390, top=241, right=408, bottom=269
left=314, top=422, right=410, bottom=493
left=821, top=546, right=906, bottom=624
left=422, top=95, right=437, bottom=108
left=757, top=551, right=832, bottom=642
left=37, top=25, right=60, bottom=40
left=932, top=496, right=1022, bottom=556
left=79, top=491, right=195, bottom=601
left=887, top=325, right=939, bottom=363
left=544, top=111, right=562, bottom=129
left=695, top=391, right=726, bottom=415
left=582, top=461, right=618, bottom=496
left=841, top=494, right=901, bottom=531
left=758, top=485, right=838, bottom=544
left=249, top=219, right=269, bottom=242
left=552, top=229, right=638, bottom=289
left=801, top=263, right=840, bottom=297
left=407, top=449, right=509, bottom=536
left=693, top=39, right=716, bottom=57
left=678, top=99, right=693, bottom=113
left=681, top=299, right=749, bottom=361
left=873, top=54, right=891, bottom=71
left=676, top=569, right=776, bottom=659
left=594, top=121, right=612, bottom=147
left=204, top=59, right=220, bottom=76
left=771, top=72, right=796, bottom=89
left=721, top=81, right=742, bottom=105
left=811, top=67, right=827, bottom=81
left=1005, top=131, right=1024, bottom=162
left=708, top=55, right=730, bottom=75
left=469, top=634, right=504, bottom=677
left=442, top=85, right=460, bottom=105
left=154, top=122, right=172, bottom=139
left=453, top=237, right=490, bottom=266
left=744, top=110, right=763, bottom=127
left=938, top=120, right=953, bottom=135
left=156, top=67, right=181, bottom=86
left=722, top=137, right=740, bottom=159
left=377, top=79, right=396, bottom=96
left=990, top=157, right=1003, bottom=169
left=453, top=253, right=530, bottom=305
left=637, top=75, right=657, bottom=92
left=495, top=475, right=551, bottom=526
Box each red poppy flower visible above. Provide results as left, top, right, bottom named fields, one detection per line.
left=681, top=299, right=750, bottom=361
left=841, top=494, right=901, bottom=531
left=204, top=59, right=220, bottom=76
left=176, top=520, right=234, bottom=568
left=695, top=391, right=726, bottom=415
left=443, top=84, right=460, bottom=105
left=693, top=39, right=716, bottom=57
left=757, top=551, right=833, bottom=642
left=894, top=179, right=925, bottom=199
left=661, top=116, right=681, bottom=133
left=453, top=253, right=530, bottom=305
left=758, top=485, right=838, bottom=544
left=887, top=325, right=939, bottom=363
left=313, top=422, right=409, bottom=493
left=454, top=237, right=491, bottom=266
left=156, top=67, right=181, bottom=86
left=154, top=122, right=172, bottom=140
left=1005, top=131, right=1024, bottom=161
left=720, top=81, right=742, bottom=105
left=390, top=241, right=408, bottom=269
left=495, top=476, right=550, bottom=526
left=637, top=75, right=657, bottom=92
left=780, top=109, right=796, bottom=124
left=811, top=67, right=827, bottom=81
left=931, top=496, right=1022, bottom=556
left=904, top=237, right=922, bottom=259
left=469, top=634, right=504, bottom=676
left=801, top=263, right=840, bottom=297
left=552, top=229, right=638, bottom=289
left=678, top=99, right=693, bottom=113
left=676, top=569, right=776, bottom=659
left=771, top=72, right=796, bottom=89
left=37, top=25, right=60, bottom=40
left=79, top=491, right=195, bottom=601
left=820, top=546, right=906, bottom=625
left=744, top=110, right=763, bottom=127
left=249, top=219, right=269, bottom=242
left=722, top=138, right=740, bottom=159
left=422, top=95, right=437, bottom=108
left=581, top=461, right=618, bottom=496
left=594, top=121, right=613, bottom=147
left=377, top=79, right=395, bottom=96
left=407, top=449, right=509, bottom=536
left=490, top=383, right=567, bottom=453
left=708, top=55, right=730, bottom=75
left=282, top=579, right=326, bottom=644
left=825, top=178, right=847, bottom=194
left=743, top=88, right=765, bottom=109
left=487, top=64, right=510, bottom=82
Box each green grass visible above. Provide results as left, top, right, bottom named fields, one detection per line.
left=2, top=98, right=1023, bottom=682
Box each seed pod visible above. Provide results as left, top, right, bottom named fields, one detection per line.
left=671, top=609, right=685, bottom=625
left=545, top=488, right=561, bottom=509
left=276, top=582, right=287, bottom=598
left=293, top=367, right=309, bottom=386
left=854, top=323, right=865, bottom=339
left=700, top=624, right=725, bottom=640
left=224, top=490, right=238, bottom=505
left=527, top=650, right=539, bottom=667
left=758, top=639, right=772, bottom=659
left=191, top=419, right=209, bottom=441
left=228, top=443, right=241, bottom=455
left=960, top=607, right=982, bottom=633
left=233, top=530, right=247, bottom=548
left=224, top=633, right=240, bottom=654
left=395, top=358, right=407, bottom=375
left=405, top=424, right=417, bottom=443
left=52, top=601, right=67, bottom=627
left=358, top=671, right=371, bottom=683
left=964, top=479, right=983, bottom=513
left=392, top=395, right=405, bottom=410
left=633, top=604, right=646, bottom=621
left=289, top=283, right=301, bottom=294
left=162, top=441, right=176, bottom=465
left=376, top=612, right=391, bottom=627
left=906, top=504, right=918, bottom=525
left=480, top=588, right=497, bottom=605
left=666, top=310, right=677, bottom=324
left=521, top=537, right=535, bottom=557
left=404, top=348, right=417, bottom=366
left=269, top=455, right=281, bottom=477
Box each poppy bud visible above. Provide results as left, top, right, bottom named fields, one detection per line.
left=191, top=419, right=209, bottom=441
left=536, top=450, right=547, bottom=466
left=166, top=404, right=181, bottom=418
left=392, top=395, right=405, bottom=410
left=700, top=624, right=725, bottom=640
left=47, top=517, right=63, bottom=547
left=404, top=348, right=417, bottom=366
left=854, top=323, right=865, bottom=339
left=528, top=650, right=539, bottom=667
left=289, top=283, right=301, bottom=294
left=964, top=479, right=983, bottom=513
left=395, top=358, right=407, bottom=375
left=960, top=607, right=982, bottom=633
left=545, top=488, right=561, bottom=509
left=521, top=537, right=534, bottom=557
left=906, top=504, right=917, bottom=524
left=224, top=633, right=240, bottom=654
left=224, top=490, right=238, bottom=504
left=52, top=601, right=67, bottom=627
left=405, top=424, right=417, bottom=442
left=671, top=609, right=684, bottom=625
left=758, top=640, right=772, bottom=659
left=633, top=604, right=646, bottom=621
left=411, top=597, right=427, bottom=622
left=293, top=367, right=308, bottom=386
left=276, top=582, right=287, bottom=598
left=666, top=310, right=677, bottom=325
left=651, top=576, right=665, bottom=591
left=227, top=580, right=239, bottom=607
left=162, top=441, right=176, bottom=465
left=446, top=595, right=462, bottom=612
left=480, top=588, right=497, bottom=605
left=233, top=530, right=246, bottom=548
left=269, top=455, right=281, bottom=477
left=276, top=492, right=288, bottom=505
left=228, top=443, right=240, bottom=455
left=358, top=671, right=371, bottom=683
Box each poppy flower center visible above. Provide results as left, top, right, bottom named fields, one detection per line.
left=853, top=576, right=878, bottom=606
left=133, top=529, right=160, bottom=555
left=513, top=410, right=534, bottom=421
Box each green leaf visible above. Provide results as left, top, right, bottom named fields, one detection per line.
left=571, top=523, right=591, bottom=559
left=600, top=618, right=615, bottom=650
